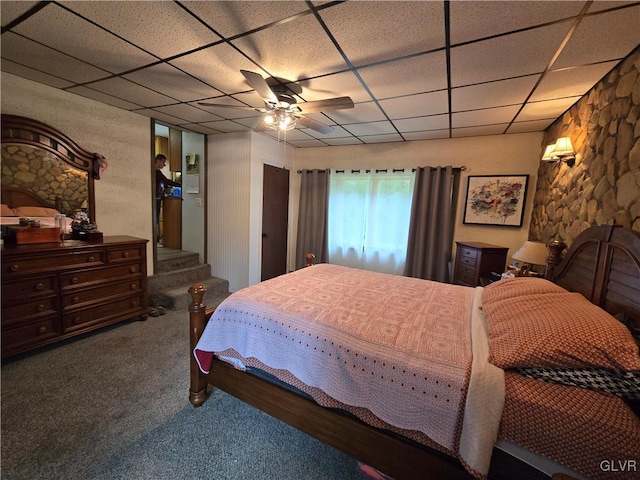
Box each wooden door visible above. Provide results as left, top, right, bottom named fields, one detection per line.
left=261, top=164, right=289, bottom=281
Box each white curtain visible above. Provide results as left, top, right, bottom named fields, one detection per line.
left=327, top=170, right=415, bottom=275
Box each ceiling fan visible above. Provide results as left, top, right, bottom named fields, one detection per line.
left=199, top=70, right=354, bottom=134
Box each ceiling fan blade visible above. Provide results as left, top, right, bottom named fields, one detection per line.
left=198, top=102, right=264, bottom=111
left=241, top=70, right=278, bottom=104
left=296, top=96, right=354, bottom=114
left=296, top=115, right=334, bottom=134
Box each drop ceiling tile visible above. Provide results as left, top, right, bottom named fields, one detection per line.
left=1, top=1, right=40, bottom=26
left=553, top=6, right=640, bottom=68
left=394, top=115, right=449, bottom=133
left=323, top=137, right=365, bottom=146
left=360, top=133, right=404, bottom=144
left=1, top=61, right=74, bottom=89
left=379, top=91, right=449, bottom=120
left=451, top=124, right=509, bottom=137
left=201, top=120, right=253, bottom=133
left=325, top=102, right=386, bottom=124
left=288, top=138, right=328, bottom=148
left=153, top=104, right=223, bottom=123
left=302, top=126, right=352, bottom=139
left=403, top=130, right=450, bottom=141
left=450, top=1, right=585, bottom=45
left=1, top=32, right=110, bottom=84
left=169, top=43, right=264, bottom=96
left=319, top=1, right=445, bottom=66
left=179, top=123, right=225, bottom=135
left=450, top=22, right=572, bottom=87
left=452, top=75, right=539, bottom=112
left=180, top=1, right=311, bottom=38
left=88, top=77, right=177, bottom=107
left=260, top=128, right=312, bottom=141
left=530, top=61, right=618, bottom=101
left=195, top=99, right=262, bottom=120
left=452, top=105, right=520, bottom=128
left=358, top=51, right=447, bottom=99
left=344, top=121, right=396, bottom=136
left=516, top=97, right=581, bottom=122
left=230, top=14, right=348, bottom=81
left=134, top=108, right=187, bottom=127
left=12, top=3, right=157, bottom=73
left=61, top=1, right=220, bottom=58
left=295, top=71, right=371, bottom=104
left=66, top=85, right=143, bottom=110
left=507, top=119, right=555, bottom=133
left=124, top=63, right=217, bottom=103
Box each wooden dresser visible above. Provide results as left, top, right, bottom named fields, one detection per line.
left=1, top=236, right=148, bottom=358
left=453, top=241, right=508, bottom=287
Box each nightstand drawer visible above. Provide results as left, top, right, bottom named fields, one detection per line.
left=457, top=254, right=477, bottom=268
left=458, top=246, right=478, bottom=260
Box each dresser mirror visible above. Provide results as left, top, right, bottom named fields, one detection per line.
left=1, top=114, right=96, bottom=221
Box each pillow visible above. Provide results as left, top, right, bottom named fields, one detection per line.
left=1, top=204, right=16, bottom=216
left=12, top=206, right=60, bottom=217
left=482, top=276, right=567, bottom=305
left=484, top=292, right=640, bottom=370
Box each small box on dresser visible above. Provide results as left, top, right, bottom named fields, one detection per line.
left=453, top=241, right=508, bottom=287
left=1, top=235, right=148, bottom=358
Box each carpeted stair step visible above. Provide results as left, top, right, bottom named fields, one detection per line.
left=155, top=250, right=200, bottom=273
left=149, top=276, right=230, bottom=311
left=148, top=263, right=213, bottom=292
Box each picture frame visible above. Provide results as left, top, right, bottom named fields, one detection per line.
left=463, top=174, right=529, bottom=227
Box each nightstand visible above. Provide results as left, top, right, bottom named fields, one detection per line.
left=453, top=241, right=508, bottom=287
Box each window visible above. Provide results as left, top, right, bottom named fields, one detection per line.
left=327, top=170, right=415, bottom=275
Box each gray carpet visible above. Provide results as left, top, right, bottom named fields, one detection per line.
left=1, top=310, right=362, bottom=480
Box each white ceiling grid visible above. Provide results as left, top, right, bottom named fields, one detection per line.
left=1, top=0, right=639, bottom=148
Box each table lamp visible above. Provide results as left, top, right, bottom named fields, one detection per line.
left=512, top=241, right=548, bottom=276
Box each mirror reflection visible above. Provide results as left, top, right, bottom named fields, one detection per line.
left=1, top=144, right=89, bottom=216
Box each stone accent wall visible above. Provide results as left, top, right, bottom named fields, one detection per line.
left=1, top=144, right=88, bottom=215
left=530, top=47, right=640, bottom=245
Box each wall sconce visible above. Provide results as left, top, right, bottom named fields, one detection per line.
left=541, top=136, right=576, bottom=167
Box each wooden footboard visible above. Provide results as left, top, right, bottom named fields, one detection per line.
left=188, top=284, right=213, bottom=407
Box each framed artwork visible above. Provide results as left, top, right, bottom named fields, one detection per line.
left=463, top=174, right=529, bottom=226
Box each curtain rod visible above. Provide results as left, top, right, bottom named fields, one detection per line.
left=297, top=166, right=466, bottom=174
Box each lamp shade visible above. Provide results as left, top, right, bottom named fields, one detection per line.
left=551, top=137, right=574, bottom=157
left=512, top=241, right=548, bottom=266
left=541, top=143, right=557, bottom=161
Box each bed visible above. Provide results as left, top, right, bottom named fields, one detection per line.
left=1, top=185, right=67, bottom=229
left=188, top=225, right=640, bottom=480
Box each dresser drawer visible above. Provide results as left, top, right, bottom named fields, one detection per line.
left=457, top=246, right=478, bottom=260
left=1, top=317, right=59, bottom=353
left=2, top=275, right=56, bottom=299
left=2, top=296, right=57, bottom=324
left=3, top=250, right=105, bottom=277
left=108, top=245, right=145, bottom=263
left=454, top=265, right=477, bottom=286
left=456, top=252, right=478, bottom=268
left=60, top=263, right=144, bottom=289
left=62, top=279, right=143, bottom=309
left=62, top=294, right=145, bottom=332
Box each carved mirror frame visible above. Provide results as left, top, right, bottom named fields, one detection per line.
left=1, top=114, right=96, bottom=221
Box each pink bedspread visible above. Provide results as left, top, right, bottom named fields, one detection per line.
left=195, top=264, right=480, bottom=456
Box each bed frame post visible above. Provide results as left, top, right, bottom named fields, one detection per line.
left=545, top=240, right=567, bottom=280
left=188, top=284, right=209, bottom=407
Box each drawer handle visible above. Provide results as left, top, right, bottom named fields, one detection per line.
left=10, top=264, right=19, bottom=272
left=130, top=283, right=137, bottom=290
left=131, top=300, right=139, bottom=307
left=74, top=317, right=82, bottom=324
left=35, top=282, right=45, bottom=291
left=36, top=304, right=46, bottom=312
left=130, top=266, right=137, bottom=273
left=71, top=277, right=79, bottom=284
left=73, top=296, right=81, bottom=304
left=88, top=256, right=95, bottom=262
left=38, top=326, right=47, bottom=334
left=123, top=252, right=130, bottom=258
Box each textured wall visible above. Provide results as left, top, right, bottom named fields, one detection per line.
left=530, top=47, right=640, bottom=245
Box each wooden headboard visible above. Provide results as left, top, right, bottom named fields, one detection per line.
left=1, top=185, right=62, bottom=212
left=549, top=225, right=640, bottom=332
